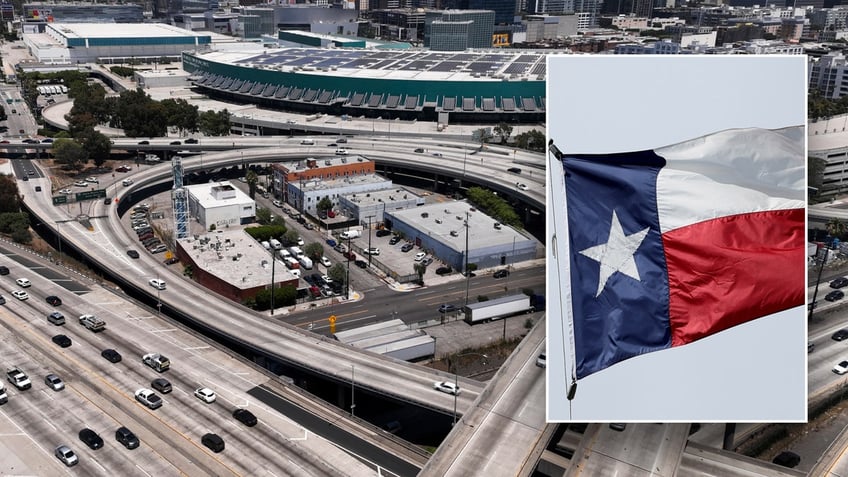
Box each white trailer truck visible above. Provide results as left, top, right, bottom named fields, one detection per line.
left=463, top=294, right=534, bottom=324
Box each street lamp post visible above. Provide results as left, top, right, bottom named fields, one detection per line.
left=464, top=211, right=470, bottom=307
left=345, top=235, right=351, bottom=300
left=450, top=352, right=487, bottom=426
left=270, top=251, right=276, bottom=315
left=366, top=215, right=375, bottom=266
left=350, top=364, right=356, bottom=417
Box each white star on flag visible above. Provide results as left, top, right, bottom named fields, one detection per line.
left=579, top=210, right=650, bottom=297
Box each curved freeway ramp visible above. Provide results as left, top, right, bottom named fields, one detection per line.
left=419, top=317, right=551, bottom=477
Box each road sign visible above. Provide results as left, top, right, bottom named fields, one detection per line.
left=75, top=189, right=106, bottom=201
left=52, top=195, right=67, bottom=205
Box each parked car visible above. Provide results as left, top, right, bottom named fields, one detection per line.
left=435, top=266, right=452, bottom=275
left=364, top=247, right=380, bottom=256
left=830, top=277, right=848, bottom=289
left=414, top=252, right=426, bottom=261
left=355, top=260, right=368, bottom=269
left=421, top=257, right=434, bottom=266
left=493, top=269, right=510, bottom=279
left=321, top=256, right=331, bottom=267
left=389, top=236, right=401, bottom=245
left=401, top=243, right=414, bottom=253
left=376, top=229, right=391, bottom=237
left=439, top=304, right=457, bottom=313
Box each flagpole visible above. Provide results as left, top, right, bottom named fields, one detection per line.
left=548, top=140, right=578, bottom=409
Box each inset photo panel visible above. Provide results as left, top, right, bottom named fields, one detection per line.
left=546, top=55, right=807, bottom=422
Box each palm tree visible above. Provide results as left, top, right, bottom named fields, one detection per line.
left=245, top=170, right=258, bottom=200
left=827, top=218, right=846, bottom=239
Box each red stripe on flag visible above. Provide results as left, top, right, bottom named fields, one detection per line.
left=662, top=208, right=805, bottom=347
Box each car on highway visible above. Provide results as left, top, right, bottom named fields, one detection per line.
left=516, top=183, right=529, bottom=191
left=194, top=387, right=216, bottom=403
left=151, top=378, right=172, bottom=394
left=826, top=290, right=845, bottom=302
left=833, top=329, right=848, bottom=341
left=433, top=381, right=460, bottom=395
left=12, top=290, right=28, bottom=300
left=185, top=138, right=198, bottom=144
left=335, top=148, right=349, bottom=155
left=832, top=277, right=848, bottom=289
left=414, top=252, right=426, bottom=261
left=149, top=278, right=166, bottom=290
left=364, top=247, right=380, bottom=256
left=45, top=373, right=65, bottom=391
left=127, top=249, right=139, bottom=259
left=0, top=266, right=8, bottom=275
left=135, top=388, right=163, bottom=409
left=59, top=188, right=72, bottom=194
left=45, top=295, right=62, bottom=306
left=15, top=278, right=30, bottom=287
left=834, top=360, right=848, bottom=375
left=507, top=167, right=522, bottom=174
left=54, top=445, right=78, bottom=466
left=48, top=312, right=65, bottom=325
left=169, top=140, right=181, bottom=145
left=137, top=140, right=149, bottom=145
left=493, top=269, right=510, bottom=279
left=233, top=408, right=258, bottom=427
left=201, top=433, right=225, bottom=453
left=101, top=348, right=122, bottom=363
left=78, top=428, right=104, bottom=450
left=439, top=304, right=457, bottom=313
left=122, top=179, right=134, bottom=186
left=52, top=334, right=72, bottom=348
left=73, top=180, right=88, bottom=187
left=85, top=176, right=98, bottom=184
left=115, top=426, right=140, bottom=449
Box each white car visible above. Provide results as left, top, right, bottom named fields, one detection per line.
left=516, top=183, right=529, bottom=191
left=364, top=247, right=380, bottom=256
left=414, top=252, right=426, bottom=261
left=289, top=268, right=301, bottom=278
left=73, top=180, right=88, bottom=187
left=59, top=188, right=72, bottom=194
left=149, top=278, right=166, bottom=290
left=54, top=445, right=78, bottom=467
left=433, top=381, right=460, bottom=395
left=85, top=176, right=98, bottom=183
left=15, top=278, right=30, bottom=288
left=834, top=360, right=848, bottom=375
left=122, top=179, right=134, bottom=186
left=194, top=387, right=216, bottom=403
left=297, top=237, right=305, bottom=246
left=335, top=148, right=349, bottom=155
left=45, top=373, right=65, bottom=391
left=272, top=199, right=283, bottom=208
left=321, top=275, right=333, bottom=285
left=321, top=256, right=331, bottom=267
left=12, top=290, right=28, bottom=300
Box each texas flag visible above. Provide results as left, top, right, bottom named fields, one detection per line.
left=553, top=127, right=805, bottom=380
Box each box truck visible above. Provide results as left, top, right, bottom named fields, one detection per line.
left=463, top=294, right=534, bottom=324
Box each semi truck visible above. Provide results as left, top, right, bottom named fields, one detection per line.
left=463, top=294, right=534, bottom=324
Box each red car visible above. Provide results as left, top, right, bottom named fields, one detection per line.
left=115, top=165, right=132, bottom=172
left=309, top=286, right=321, bottom=298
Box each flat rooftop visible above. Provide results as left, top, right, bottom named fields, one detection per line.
left=48, top=22, right=208, bottom=39
left=185, top=181, right=253, bottom=209
left=299, top=173, right=392, bottom=193
left=193, top=47, right=547, bottom=82
left=391, top=201, right=532, bottom=252
left=178, top=229, right=299, bottom=290
left=343, top=187, right=422, bottom=207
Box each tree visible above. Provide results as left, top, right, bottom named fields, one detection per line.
left=304, top=242, right=324, bottom=260
left=246, top=170, right=259, bottom=199
left=256, top=207, right=272, bottom=225
left=317, top=196, right=332, bottom=212
left=493, top=123, right=513, bottom=144
left=472, top=127, right=493, bottom=145
left=514, top=130, right=545, bottom=152
left=283, top=229, right=299, bottom=246
left=827, top=218, right=846, bottom=239
left=809, top=156, right=826, bottom=192
left=328, top=263, right=347, bottom=285
left=198, top=109, right=231, bottom=136
left=414, top=263, right=427, bottom=285
left=114, top=88, right=167, bottom=137
left=0, top=176, right=22, bottom=213
left=75, top=127, right=112, bottom=167
left=161, top=98, right=199, bottom=135
left=52, top=138, right=88, bottom=170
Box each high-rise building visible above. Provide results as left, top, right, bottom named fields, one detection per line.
left=424, top=9, right=495, bottom=49
left=468, top=0, right=516, bottom=23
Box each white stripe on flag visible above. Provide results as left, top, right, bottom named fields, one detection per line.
left=654, top=127, right=805, bottom=234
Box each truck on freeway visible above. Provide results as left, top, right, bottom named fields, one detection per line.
left=79, top=314, right=106, bottom=332
left=142, top=353, right=171, bottom=372
left=463, top=294, right=535, bottom=324
left=6, top=367, right=32, bottom=390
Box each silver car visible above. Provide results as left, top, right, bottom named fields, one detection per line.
left=44, top=374, right=64, bottom=391
left=54, top=445, right=78, bottom=466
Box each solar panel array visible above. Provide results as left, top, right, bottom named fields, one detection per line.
left=232, top=48, right=545, bottom=79
left=191, top=49, right=546, bottom=115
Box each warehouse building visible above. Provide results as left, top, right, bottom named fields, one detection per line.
left=185, top=181, right=255, bottom=230
left=386, top=201, right=536, bottom=271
